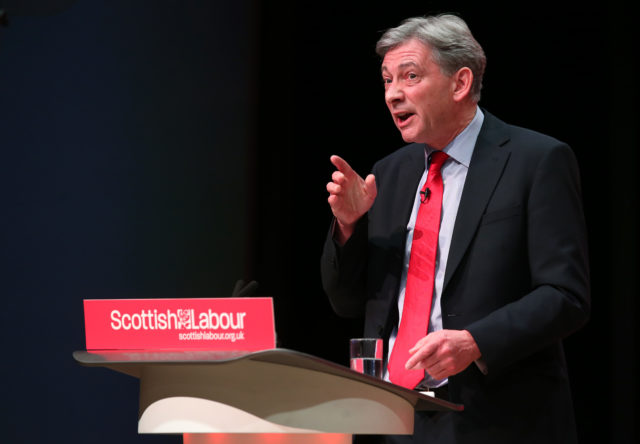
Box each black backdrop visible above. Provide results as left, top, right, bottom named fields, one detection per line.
left=0, top=1, right=637, bottom=443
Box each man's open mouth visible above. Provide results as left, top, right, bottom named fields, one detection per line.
left=397, top=112, right=414, bottom=124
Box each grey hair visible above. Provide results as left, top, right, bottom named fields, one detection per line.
left=376, top=14, right=486, bottom=102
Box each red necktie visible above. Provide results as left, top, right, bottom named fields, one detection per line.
left=388, top=150, right=448, bottom=389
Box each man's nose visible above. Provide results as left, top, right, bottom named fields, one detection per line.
left=385, top=82, right=403, bottom=105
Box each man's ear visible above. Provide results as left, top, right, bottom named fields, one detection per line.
left=452, top=67, right=474, bottom=102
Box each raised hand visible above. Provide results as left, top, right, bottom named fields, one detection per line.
left=326, top=155, right=377, bottom=244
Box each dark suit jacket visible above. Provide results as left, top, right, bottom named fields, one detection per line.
left=321, top=111, right=590, bottom=444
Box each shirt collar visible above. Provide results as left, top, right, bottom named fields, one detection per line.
left=424, top=107, right=484, bottom=168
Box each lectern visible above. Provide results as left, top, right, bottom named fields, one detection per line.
left=73, top=348, right=463, bottom=443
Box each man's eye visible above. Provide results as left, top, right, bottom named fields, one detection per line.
left=408, top=73, right=418, bottom=80
left=382, top=78, right=392, bottom=84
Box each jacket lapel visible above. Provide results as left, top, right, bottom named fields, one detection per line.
left=443, top=112, right=511, bottom=292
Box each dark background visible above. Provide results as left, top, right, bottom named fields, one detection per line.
left=0, top=1, right=636, bottom=443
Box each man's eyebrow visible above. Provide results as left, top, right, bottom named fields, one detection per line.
left=381, top=61, right=420, bottom=73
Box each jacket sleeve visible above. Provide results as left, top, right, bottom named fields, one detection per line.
left=320, top=215, right=370, bottom=319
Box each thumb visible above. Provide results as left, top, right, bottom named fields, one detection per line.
left=364, top=174, right=377, bottom=198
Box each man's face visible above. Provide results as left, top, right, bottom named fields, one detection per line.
left=382, top=39, right=457, bottom=146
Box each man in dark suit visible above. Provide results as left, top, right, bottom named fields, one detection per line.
left=321, top=14, right=590, bottom=444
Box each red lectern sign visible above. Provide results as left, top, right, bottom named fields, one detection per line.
left=83, top=298, right=275, bottom=351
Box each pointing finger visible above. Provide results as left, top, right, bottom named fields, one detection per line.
left=330, top=155, right=356, bottom=177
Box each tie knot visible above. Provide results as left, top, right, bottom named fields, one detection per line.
left=429, top=151, right=449, bottom=172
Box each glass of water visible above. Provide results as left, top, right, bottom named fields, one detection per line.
left=350, top=338, right=383, bottom=378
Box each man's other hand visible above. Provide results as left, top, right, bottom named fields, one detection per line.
left=405, top=329, right=482, bottom=380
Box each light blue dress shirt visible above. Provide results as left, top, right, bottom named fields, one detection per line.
left=385, top=107, right=484, bottom=388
